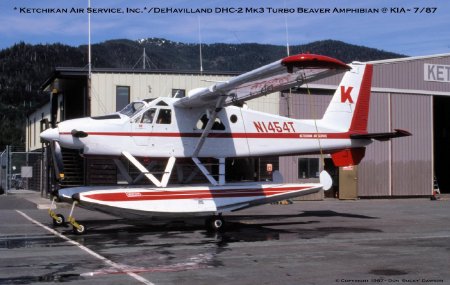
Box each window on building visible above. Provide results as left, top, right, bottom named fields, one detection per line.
left=172, top=89, right=186, bottom=98
left=116, top=86, right=130, bottom=111
left=156, top=109, right=172, bottom=124
left=298, top=158, right=319, bottom=179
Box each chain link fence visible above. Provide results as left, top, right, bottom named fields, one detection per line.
left=0, top=146, right=44, bottom=195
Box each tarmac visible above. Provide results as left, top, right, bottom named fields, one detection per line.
left=0, top=190, right=449, bottom=285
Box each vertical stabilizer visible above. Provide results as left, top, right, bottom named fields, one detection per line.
left=321, top=63, right=373, bottom=133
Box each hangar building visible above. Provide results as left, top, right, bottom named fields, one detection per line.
left=26, top=53, right=450, bottom=199
left=280, top=53, right=450, bottom=198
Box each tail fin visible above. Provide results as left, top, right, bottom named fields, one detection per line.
left=321, top=63, right=373, bottom=133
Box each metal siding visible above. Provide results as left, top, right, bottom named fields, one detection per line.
left=246, top=93, right=280, bottom=115
left=90, top=73, right=279, bottom=117
left=280, top=93, right=331, bottom=120
left=357, top=93, right=390, bottom=196
left=27, top=102, right=51, bottom=152
left=391, top=94, right=432, bottom=196
left=310, top=55, right=450, bottom=93
left=373, top=56, right=450, bottom=91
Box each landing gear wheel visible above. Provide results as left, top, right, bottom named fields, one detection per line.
left=206, top=216, right=225, bottom=231
left=72, top=224, right=86, bottom=235
left=52, top=214, right=65, bottom=227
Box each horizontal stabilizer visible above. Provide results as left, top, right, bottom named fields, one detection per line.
left=350, top=129, right=411, bottom=141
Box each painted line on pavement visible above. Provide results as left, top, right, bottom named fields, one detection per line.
left=15, top=210, right=156, bottom=285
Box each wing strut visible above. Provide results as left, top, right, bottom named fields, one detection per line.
left=192, top=96, right=226, bottom=157
left=192, top=157, right=226, bottom=186
left=121, top=151, right=176, bottom=187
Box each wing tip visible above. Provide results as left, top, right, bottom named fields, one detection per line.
left=281, top=53, right=350, bottom=70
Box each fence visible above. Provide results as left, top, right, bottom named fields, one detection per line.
left=0, top=146, right=44, bottom=195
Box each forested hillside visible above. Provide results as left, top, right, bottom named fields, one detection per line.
left=0, top=38, right=404, bottom=149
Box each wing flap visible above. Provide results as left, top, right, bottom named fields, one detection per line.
left=174, top=54, right=349, bottom=108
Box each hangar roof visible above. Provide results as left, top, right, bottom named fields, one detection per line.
left=367, top=53, right=450, bottom=64
left=40, top=67, right=239, bottom=91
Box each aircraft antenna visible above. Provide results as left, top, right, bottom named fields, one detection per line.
left=198, top=16, right=204, bottom=75
left=88, top=0, right=92, bottom=79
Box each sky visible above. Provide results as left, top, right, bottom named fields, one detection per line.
left=0, top=0, right=449, bottom=56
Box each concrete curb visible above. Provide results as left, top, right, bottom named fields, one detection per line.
left=3, top=190, right=68, bottom=209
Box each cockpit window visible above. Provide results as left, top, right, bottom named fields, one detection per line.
left=141, top=108, right=156, bottom=124
left=119, top=102, right=145, bottom=117
left=156, top=109, right=172, bottom=124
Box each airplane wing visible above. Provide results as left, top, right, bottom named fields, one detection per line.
left=174, top=54, right=350, bottom=108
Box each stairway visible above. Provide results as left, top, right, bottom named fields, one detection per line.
left=59, top=148, right=84, bottom=188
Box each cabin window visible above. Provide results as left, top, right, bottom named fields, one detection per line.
left=156, top=109, right=172, bottom=124
left=196, top=114, right=226, bottom=131
left=155, top=100, right=169, bottom=106
left=298, top=158, right=319, bottom=179
left=141, top=108, right=156, bottom=124
left=116, top=86, right=130, bottom=111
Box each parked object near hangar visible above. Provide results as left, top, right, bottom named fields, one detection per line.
left=40, top=53, right=410, bottom=234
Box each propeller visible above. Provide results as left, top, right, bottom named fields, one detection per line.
left=49, top=140, right=65, bottom=181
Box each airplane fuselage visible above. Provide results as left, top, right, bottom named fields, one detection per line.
left=48, top=97, right=371, bottom=159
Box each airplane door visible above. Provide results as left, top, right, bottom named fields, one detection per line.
left=131, top=108, right=156, bottom=146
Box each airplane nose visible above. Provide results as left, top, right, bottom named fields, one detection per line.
left=40, top=128, right=59, bottom=142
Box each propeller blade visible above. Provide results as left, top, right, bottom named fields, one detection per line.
left=50, top=140, right=65, bottom=181
left=71, top=129, right=88, bottom=138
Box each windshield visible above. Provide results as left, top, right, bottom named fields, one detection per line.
left=119, top=102, right=145, bottom=117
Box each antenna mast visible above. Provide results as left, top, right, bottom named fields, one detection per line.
left=88, top=0, right=92, bottom=79
left=198, top=16, right=203, bottom=75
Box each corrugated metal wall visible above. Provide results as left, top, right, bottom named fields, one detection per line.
left=90, top=73, right=280, bottom=116
left=391, top=94, right=432, bottom=195
left=280, top=91, right=433, bottom=197
left=372, top=56, right=450, bottom=92
left=357, top=93, right=391, bottom=196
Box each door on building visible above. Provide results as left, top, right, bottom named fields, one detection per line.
left=339, top=165, right=358, bottom=199
left=324, top=158, right=339, bottom=198
left=434, top=96, right=450, bottom=193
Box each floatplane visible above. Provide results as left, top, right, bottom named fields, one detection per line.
left=40, top=54, right=410, bottom=234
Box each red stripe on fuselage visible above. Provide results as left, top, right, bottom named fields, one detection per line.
left=60, top=132, right=353, bottom=139
left=83, top=186, right=312, bottom=202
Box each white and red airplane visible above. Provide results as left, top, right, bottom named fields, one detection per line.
left=40, top=54, right=410, bottom=234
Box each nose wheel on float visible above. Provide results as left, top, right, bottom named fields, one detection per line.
left=49, top=197, right=86, bottom=235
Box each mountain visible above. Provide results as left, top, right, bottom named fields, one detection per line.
left=0, top=39, right=404, bottom=149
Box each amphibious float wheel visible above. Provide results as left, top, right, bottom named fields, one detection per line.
left=72, top=224, right=86, bottom=235
left=206, top=216, right=225, bottom=231
left=52, top=214, right=65, bottom=227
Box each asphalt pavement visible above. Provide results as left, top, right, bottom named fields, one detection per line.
left=0, top=190, right=449, bottom=285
